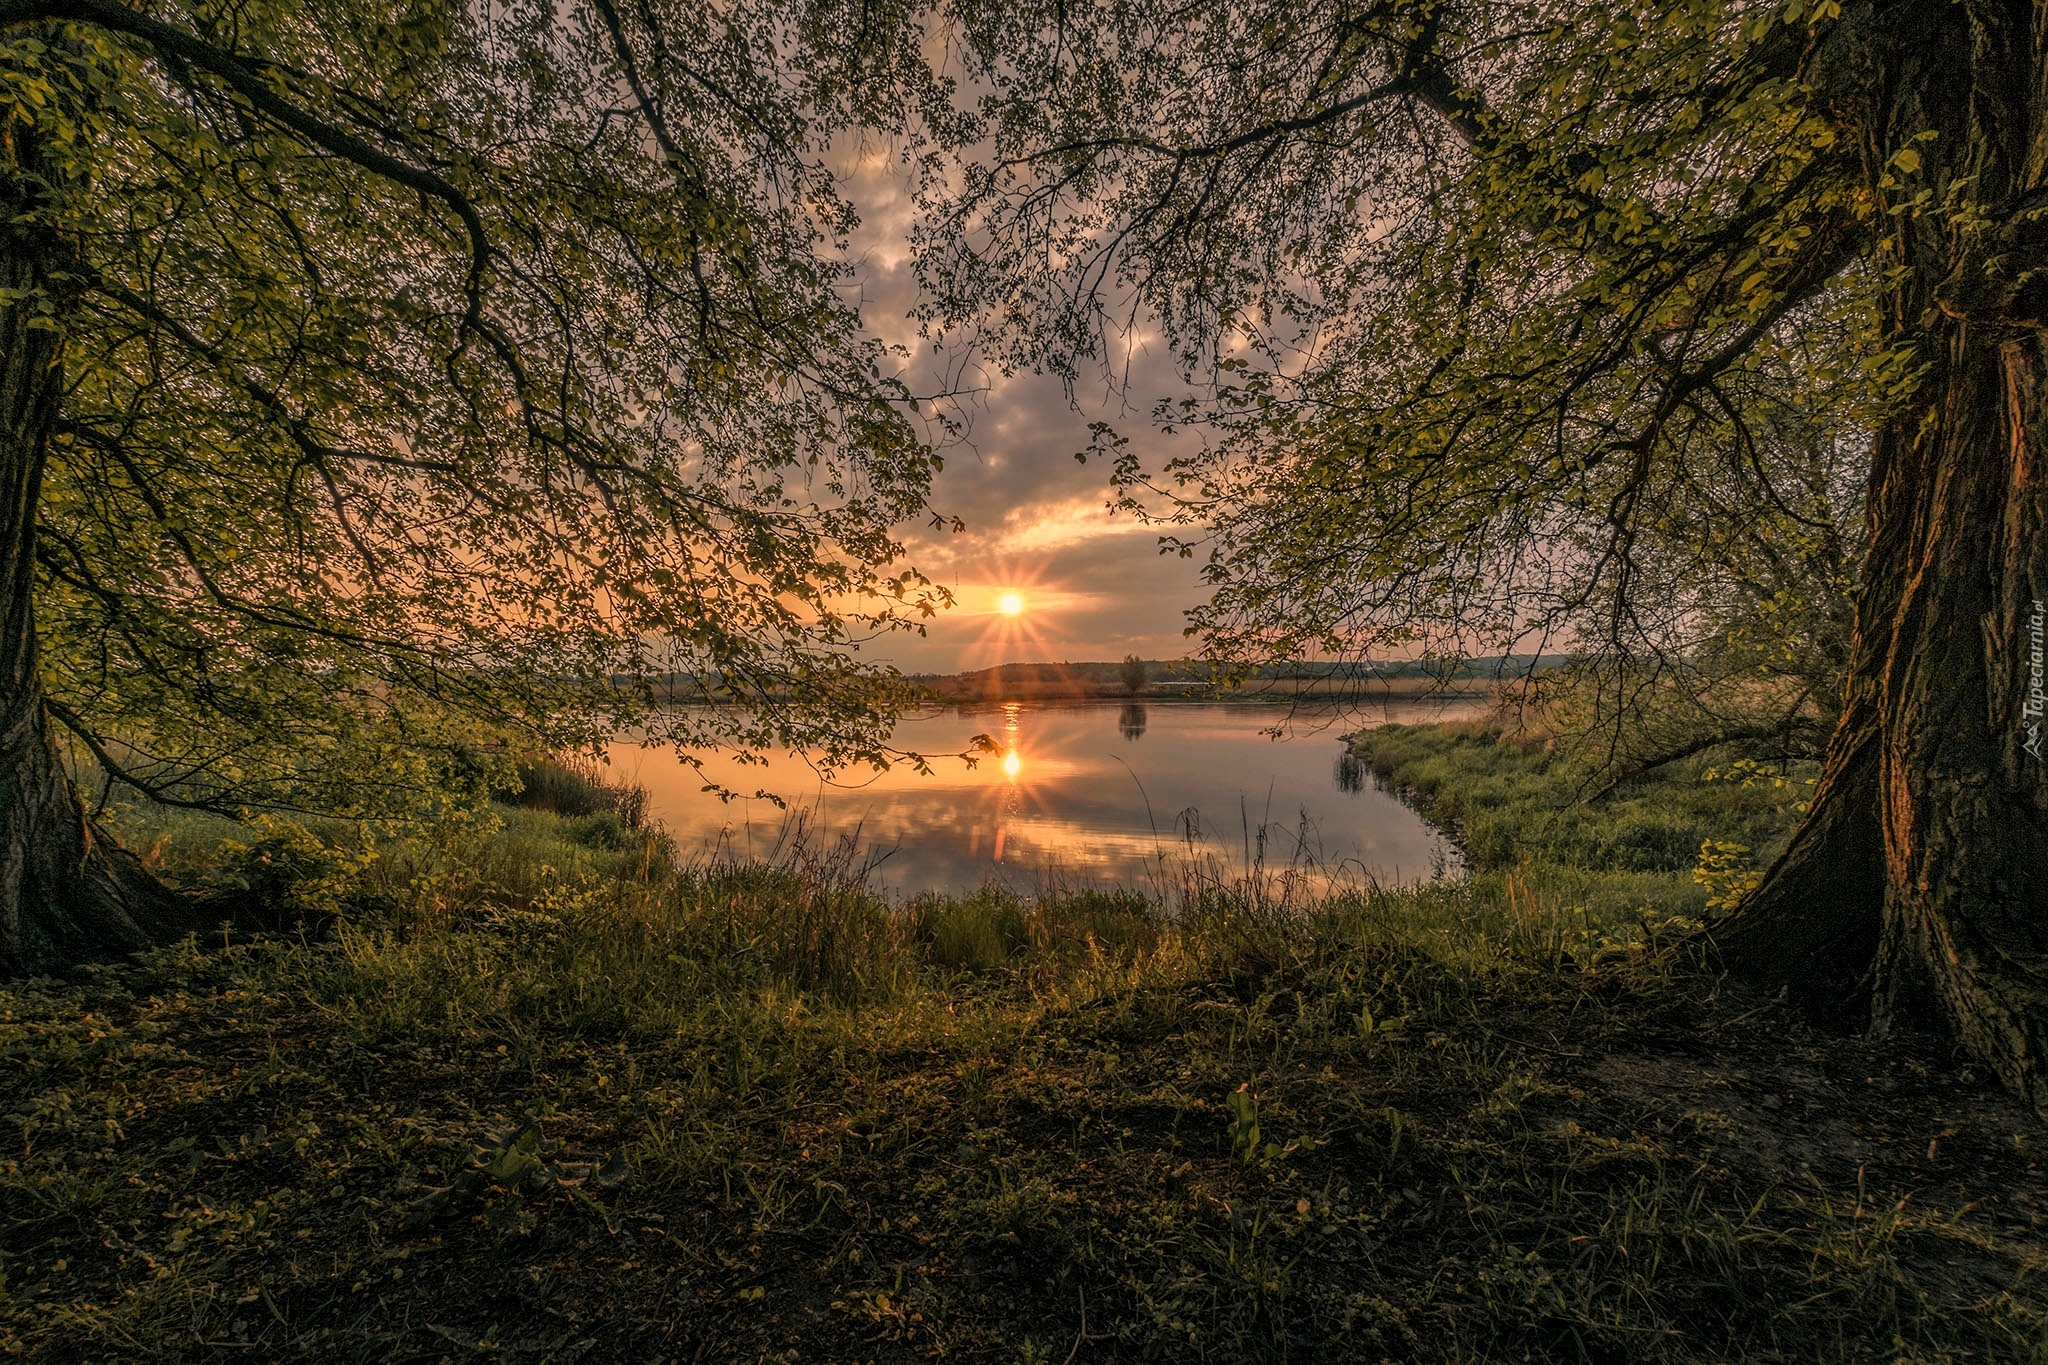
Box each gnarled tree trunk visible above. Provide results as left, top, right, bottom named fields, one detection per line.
left=0, top=73, right=192, bottom=978
left=1717, top=0, right=2048, bottom=1108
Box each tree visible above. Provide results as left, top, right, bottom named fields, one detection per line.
left=0, top=0, right=950, bottom=973
left=1118, top=652, right=1147, bottom=695
left=918, top=0, right=2048, bottom=1104
left=1534, top=342, right=1865, bottom=790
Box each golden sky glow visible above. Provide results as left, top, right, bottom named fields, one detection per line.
left=825, top=148, right=1218, bottom=672
left=941, top=567, right=1066, bottom=670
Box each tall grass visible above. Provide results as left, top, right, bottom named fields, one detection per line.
left=501, top=753, right=650, bottom=830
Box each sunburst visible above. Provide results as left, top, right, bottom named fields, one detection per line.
left=958, top=564, right=1062, bottom=670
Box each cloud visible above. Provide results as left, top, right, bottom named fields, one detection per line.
left=973, top=495, right=1150, bottom=555
left=823, top=143, right=1218, bottom=671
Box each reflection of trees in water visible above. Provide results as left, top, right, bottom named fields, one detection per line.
left=1334, top=750, right=1366, bottom=794
left=1119, top=704, right=1148, bottom=741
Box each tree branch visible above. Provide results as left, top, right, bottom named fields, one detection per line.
left=4, top=0, right=493, bottom=337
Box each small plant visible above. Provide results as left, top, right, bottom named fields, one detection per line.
left=1225, top=1084, right=1267, bottom=1164
left=1225, top=1084, right=1316, bottom=1167
left=1692, top=839, right=1763, bottom=912
left=206, top=816, right=375, bottom=924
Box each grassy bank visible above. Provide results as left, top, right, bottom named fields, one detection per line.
left=1353, top=720, right=1820, bottom=917
left=3, top=736, right=2044, bottom=1361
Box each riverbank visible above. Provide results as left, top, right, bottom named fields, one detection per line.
left=4, top=735, right=2043, bottom=1360
left=1347, top=719, right=1815, bottom=896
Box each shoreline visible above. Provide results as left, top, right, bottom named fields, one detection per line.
left=915, top=677, right=1503, bottom=704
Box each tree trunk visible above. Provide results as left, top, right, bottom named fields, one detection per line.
left=0, top=68, right=193, bottom=978
left=1717, top=0, right=2048, bottom=1108
left=1711, top=695, right=1885, bottom=1030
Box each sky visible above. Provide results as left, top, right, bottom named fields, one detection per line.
left=831, top=142, right=1215, bottom=675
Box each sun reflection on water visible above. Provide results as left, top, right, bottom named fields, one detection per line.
left=614, top=699, right=1480, bottom=895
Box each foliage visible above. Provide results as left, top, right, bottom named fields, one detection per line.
left=199, top=815, right=379, bottom=925
left=1693, top=839, right=1764, bottom=914
left=5, top=0, right=955, bottom=821
left=915, top=0, right=1894, bottom=768
left=5, top=765, right=2044, bottom=1358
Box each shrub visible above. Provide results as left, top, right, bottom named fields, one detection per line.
left=202, top=817, right=377, bottom=928
left=501, top=756, right=649, bottom=828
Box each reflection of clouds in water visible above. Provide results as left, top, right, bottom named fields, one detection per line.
left=677, top=800, right=1420, bottom=899
left=614, top=701, right=1477, bottom=898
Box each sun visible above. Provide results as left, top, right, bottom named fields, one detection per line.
left=960, top=566, right=1054, bottom=669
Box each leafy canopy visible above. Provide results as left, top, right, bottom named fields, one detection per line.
left=917, top=0, right=1900, bottom=767
left=7, top=0, right=953, bottom=815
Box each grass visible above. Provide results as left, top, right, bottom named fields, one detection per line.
left=1, top=730, right=2043, bottom=1361
left=1353, top=719, right=1820, bottom=914
left=499, top=755, right=653, bottom=834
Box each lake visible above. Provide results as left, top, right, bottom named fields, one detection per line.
left=606, top=699, right=1486, bottom=900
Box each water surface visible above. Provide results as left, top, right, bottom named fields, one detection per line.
left=608, top=699, right=1483, bottom=899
